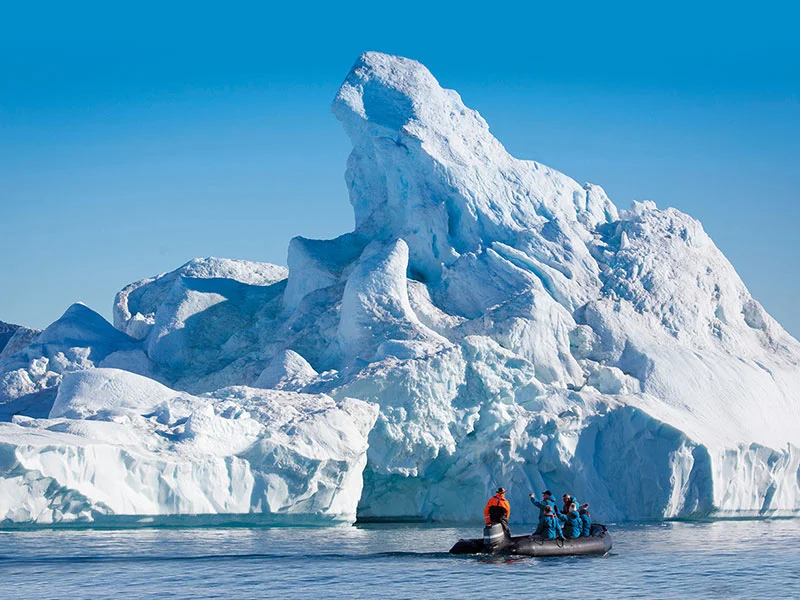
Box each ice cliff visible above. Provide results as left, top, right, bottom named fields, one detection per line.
left=1, top=368, right=376, bottom=524
left=1, top=52, right=798, bottom=525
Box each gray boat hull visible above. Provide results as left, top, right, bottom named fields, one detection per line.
left=449, top=523, right=612, bottom=557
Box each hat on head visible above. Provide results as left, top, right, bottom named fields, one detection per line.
left=496, top=487, right=506, bottom=494
left=543, top=490, right=552, bottom=497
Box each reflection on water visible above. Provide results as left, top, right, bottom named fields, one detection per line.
left=1, top=520, right=798, bottom=599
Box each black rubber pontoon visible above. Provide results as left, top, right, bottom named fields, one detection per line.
left=449, top=523, right=612, bottom=557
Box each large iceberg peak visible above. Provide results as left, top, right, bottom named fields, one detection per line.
left=332, top=51, right=617, bottom=310
left=333, top=51, right=501, bottom=159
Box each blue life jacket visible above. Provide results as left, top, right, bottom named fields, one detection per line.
left=560, top=510, right=582, bottom=539
left=531, top=496, right=557, bottom=522
left=580, top=511, right=592, bottom=537
left=540, top=513, right=563, bottom=540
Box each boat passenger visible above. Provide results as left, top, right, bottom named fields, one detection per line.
left=539, top=505, right=564, bottom=540
left=559, top=502, right=582, bottom=539
left=561, top=493, right=578, bottom=515
left=529, top=490, right=557, bottom=534
left=484, top=487, right=511, bottom=538
left=579, top=503, right=591, bottom=537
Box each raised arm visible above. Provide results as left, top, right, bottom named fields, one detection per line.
left=529, top=494, right=546, bottom=510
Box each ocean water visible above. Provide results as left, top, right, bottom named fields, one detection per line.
left=1, top=519, right=798, bottom=599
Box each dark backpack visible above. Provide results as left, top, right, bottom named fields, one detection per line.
left=488, top=505, right=508, bottom=522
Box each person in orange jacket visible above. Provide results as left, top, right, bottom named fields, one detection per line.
left=484, top=487, right=511, bottom=538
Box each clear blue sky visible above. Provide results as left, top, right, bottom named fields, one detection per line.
left=2, top=1, right=799, bottom=337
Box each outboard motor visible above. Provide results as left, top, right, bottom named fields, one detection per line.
left=483, top=522, right=506, bottom=552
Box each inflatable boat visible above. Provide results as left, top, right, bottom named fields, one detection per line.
left=449, top=522, right=612, bottom=557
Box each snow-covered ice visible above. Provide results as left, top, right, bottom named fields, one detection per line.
left=0, top=368, right=376, bottom=524
left=0, top=52, right=798, bottom=525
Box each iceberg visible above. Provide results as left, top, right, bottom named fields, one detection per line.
left=1, top=52, right=798, bottom=525
left=0, top=304, right=144, bottom=420
left=0, top=321, right=39, bottom=361
left=0, top=368, right=377, bottom=524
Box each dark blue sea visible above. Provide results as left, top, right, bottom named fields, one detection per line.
left=1, top=520, right=798, bottom=599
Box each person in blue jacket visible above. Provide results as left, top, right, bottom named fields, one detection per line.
left=529, top=490, right=557, bottom=534
left=539, top=504, right=564, bottom=540
left=558, top=502, right=582, bottom=539
left=561, top=493, right=578, bottom=515
left=578, top=503, right=592, bottom=537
